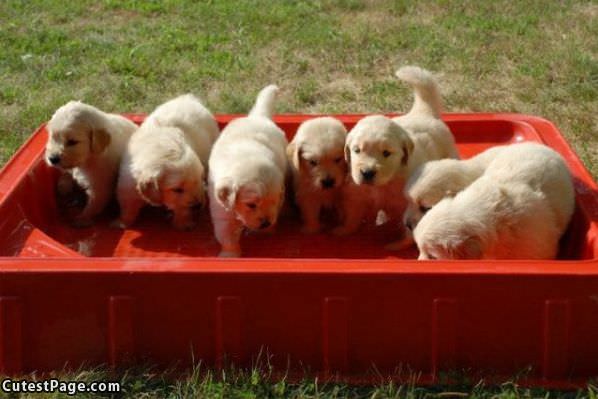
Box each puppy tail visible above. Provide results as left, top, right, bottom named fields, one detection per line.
left=395, top=66, right=442, bottom=119
left=249, top=84, right=279, bottom=119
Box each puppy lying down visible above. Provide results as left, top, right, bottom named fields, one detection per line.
left=335, top=65, right=458, bottom=238
left=287, top=117, right=347, bottom=233
left=209, top=85, right=288, bottom=257
left=45, top=101, right=137, bottom=226
left=116, top=94, right=219, bottom=230
left=414, top=142, right=575, bottom=260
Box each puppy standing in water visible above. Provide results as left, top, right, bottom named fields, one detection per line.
left=45, top=101, right=137, bottom=226
left=116, top=94, right=219, bottom=230
left=414, top=142, right=575, bottom=260
left=334, top=66, right=458, bottom=237
left=209, top=85, right=288, bottom=257
left=287, top=117, right=347, bottom=233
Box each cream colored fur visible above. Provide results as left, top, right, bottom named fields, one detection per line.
left=414, top=142, right=575, bottom=260
left=116, top=94, right=219, bottom=230
left=45, top=101, right=136, bottom=226
left=208, top=85, right=288, bottom=257
left=287, top=117, right=347, bottom=233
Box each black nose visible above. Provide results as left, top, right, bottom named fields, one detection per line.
left=321, top=177, right=335, bottom=189
left=48, top=155, right=61, bottom=165
left=259, top=219, right=271, bottom=229
left=361, top=169, right=376, bottom=181
left=191, top=201, right=203, bottom=210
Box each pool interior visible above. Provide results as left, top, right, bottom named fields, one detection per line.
left=0, top=118, right=595, bottom=260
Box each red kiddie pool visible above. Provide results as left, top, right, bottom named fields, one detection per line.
left=0, top=114, right=597, bottom=387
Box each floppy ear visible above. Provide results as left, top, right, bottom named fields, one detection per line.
left=216, top=181, right=236, bottom=211
left=344, top=135, right=352, bottom=166
left=137, top=176, right=162, bottom=206
left=287, top=142, right=303, bottom=170
left=90, top=127, right=111, bottom=154
left=453, top=236, right=482, bottom=259
left=401, top=136, right=415, bottom=166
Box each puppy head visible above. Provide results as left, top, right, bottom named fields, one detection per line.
left=403, top=159, right=468, bottom=230
left=289, top=117, right=347, bottom=190
left=45, top=101, right=111, bottom=169
left=215, top=167, right=285, bottom=231
left=413, top=198, right=484, bottom=260
left=137, top=148, right=205, bottom=211
left=345, top=115, right=413, bottom=186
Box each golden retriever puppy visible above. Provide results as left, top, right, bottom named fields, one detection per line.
left=116, top=94, right=219, bottom=230
left=333, top=115, right=414, bottom=236
left=45, top=101, right=137, bottom=226
left=287, top=117, right=347, bottom=233
left=208, top=85, right=288, bottom=257
left=334, top=66, right=457, bottom=236
left=404, top=145, right=506, bottom=230
left=414, top=142, right=575, bottom=260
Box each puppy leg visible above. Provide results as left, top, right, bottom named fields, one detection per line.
left=172, top=207, right=197, bottom=231
left=299, top=198, right=321, bottom=234
left=73, top=175, right=112, bottom=227
left=113, top=196, right=144, bottom=229
left=214, top=217, right=243, bottom=257
left=332, top=200, right=365, bottom=236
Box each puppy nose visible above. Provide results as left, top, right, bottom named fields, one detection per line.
left=191, top=201, right=203, bottom=210
left=259, top=219, right=271, bottom=229
left=360, top=169, right=376, bottom=181
left=321, top=177, right=335, bottom=189
left=48, top=155, right=61, bottom=165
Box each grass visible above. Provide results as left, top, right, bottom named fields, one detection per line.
left=2, top=364, right=597, bottom=399
left=0, top=0, right=596, bottom=175
left=0, top=1, right=596, bottom=397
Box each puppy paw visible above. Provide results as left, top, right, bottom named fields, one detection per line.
left=219, top=250, right=241, bottom=258
left=301, top=223, right=321, bottom=234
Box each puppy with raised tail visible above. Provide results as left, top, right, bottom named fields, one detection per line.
left=287, top=117, right=347, bottom=233
left=209, top=85, right=288, bottom=257
left=414, top=142, right=575, bottom=260
left=334, top=66, right=458, bottom=237
left=116, top=94, right=219, bottom=230
left=45, top=101, right=137, bottom=226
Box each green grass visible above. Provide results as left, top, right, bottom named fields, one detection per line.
left=2, top=364, right=597, bottom=399
left=0, top=1, right=596, bottom=397
left=0, top=0, right=596, bottom=175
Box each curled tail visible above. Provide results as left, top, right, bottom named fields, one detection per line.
left=249, top=84, right=279, bottom=119
left=395, top=66, right=442, bottom=118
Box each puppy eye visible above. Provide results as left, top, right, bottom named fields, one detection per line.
left=419, top=205, right=431, bottom=213
left=66, top=139, right=79, bottom=146
left=334, top=157, right=342, bottom=163
left=172, top=187, right=184, bottom=194
left=383, top=150, right=391, bottom=158
left=246, top=203, right=257, bottom=210
left=353, top=147, right=360, bottom=154
left=309, top=160, right=318, bottom=166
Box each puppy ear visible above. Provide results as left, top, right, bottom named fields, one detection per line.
left=401, top=136, right=415, bottom=166
left=453, top=236, right=482, bottom=259
left=287, top=142, right=302, bottom=170
left=137, top=176, right=162, bottom=206
left=90, top=127, right=111, bottom=154
left=216, top=181, right=236, bottom=211
left=344, top=135, right=352, bottom=166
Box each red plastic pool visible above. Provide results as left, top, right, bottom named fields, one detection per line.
left=0, top=114, right=597, bottom=387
